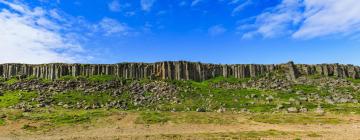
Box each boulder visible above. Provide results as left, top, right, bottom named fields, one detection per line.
left=299, top=107, right=308, bottom=113
left=287, top=107, right=298, bottom=113
left=315, top=107, right=325, bottom=115
left=216, top=107, right=226, bottom=113
left=196, top=107, right=206, bottom=112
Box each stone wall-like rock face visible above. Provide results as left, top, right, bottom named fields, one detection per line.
left=0, top=61, right=359, bottom=81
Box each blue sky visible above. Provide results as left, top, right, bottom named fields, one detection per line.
left=0, top=0, right=360, bottom=64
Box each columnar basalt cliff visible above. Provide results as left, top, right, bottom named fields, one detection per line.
left=0, top=61, right=359, bottom=81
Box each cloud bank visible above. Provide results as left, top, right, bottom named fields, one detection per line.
left=240, top=0, right=360, bottom=39
left=0, top=0, right=83, bottom=64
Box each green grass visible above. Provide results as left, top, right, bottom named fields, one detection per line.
left=307, top=132, right=322, bottom=137
left=158, top=78, right=333, bottom=112
left=308, top=74, right=322, bottom=79
left=87, top=75, right=118, bottom=83
left=249, top=113, right=341, bottom=124
left=21, top=124, right=38, bottom=131
left=5, top=110, right=24, bottom=121
left=135, top=112, right=170, bottom=124
left=5, top=78, right=19, bottom=85
left=58, top=75, right=77, bottom=81
left=326, top=103, right=360, bottom=114
left=53, top=90, right=125, bottom=107
left=135, top=112, right=240, bottom=125
left=347, top=78, right=360, bottom=84
left=203, top=76, right=250, bottom=84
left=0, top=91, right=38, bottom=108
left=57, top=75, right=120, bottom=83
left=292, top=85, right=318, bottom=93
left=25, top=75, right=38, bottom=81
left=0, top=77, right=5, bottom=82
left=167, top=78, right=275, bottom=112
left=0, top=118, right=5, bottom=126
left=52, top=90, right=136, bottom=109
left=170, top=112, right=238, bottom=124
left=22, top=109, right=111, bottom=125
left=1, top=108, right=113, bottom=129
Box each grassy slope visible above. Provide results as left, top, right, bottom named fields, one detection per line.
left=0, top=75, right=360, bottom=128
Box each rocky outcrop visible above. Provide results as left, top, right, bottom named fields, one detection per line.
left=0, top=61, right=359, bottom=81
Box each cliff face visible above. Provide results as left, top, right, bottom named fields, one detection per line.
left=0, top=61, right=359, bottom=81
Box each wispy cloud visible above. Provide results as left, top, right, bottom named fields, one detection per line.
left=231, top=0, right=252, bottom=16
left=108, top=0, right=131, bottom=12
left=239, top=0, right=360, bottom=39
left=208, top=25, right=227, bottom=36
left=191, top=0, right=202, bottom=7
left=179, top=1, right=187, bottom=7
left=95, top=17, right=130, bottom=36
left=239, top=0, right=302, bottom=38
left=293, top=0, right=360, bottom=39
left=0, top=0, right=84, bottom=64
left=108, top=0, right=121, bottom=12
left=140, top=0, right=156, bottom=11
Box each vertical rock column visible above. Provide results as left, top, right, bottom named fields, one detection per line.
left=286, top=61, right=298, bottom=81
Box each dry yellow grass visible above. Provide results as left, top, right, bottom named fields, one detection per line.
left=1, top=112, right=360, bottom=140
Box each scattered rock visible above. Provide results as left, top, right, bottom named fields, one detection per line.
left=299, top=107, right=308, bottom=113
left=315, top=107, right=325, bottom=115
left=196, top=107, right=206, bottom=112
left=240, top=108, right=248, bottom=113
left=36, top=103, right=45, bottom=108
left=265, top=95, right=274, bottom=101
left=287, top=107, right=298, bottom=113
left=63, top=104, right=70, bottom=109
left=325, top=98, right=335, bottom=104
left=216, top=107, right=226, bottom=113
left=276, top=104, right=284, bottom=110
left=289, top=98, right=296, bottom=102
left=295, top=91, right=304, bottom=95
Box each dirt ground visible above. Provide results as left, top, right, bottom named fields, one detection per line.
left=1, top=112, right=360, bottom=140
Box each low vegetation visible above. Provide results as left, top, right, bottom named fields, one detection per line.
left=0, top=108, right=114, bottom=131
left=0, top=118, right=5, bottom=126
left=249, top=113, right=341, bottom=124
left=0, top=91, right=38, bottom=108
left=135, top=112, right=170, bottom=124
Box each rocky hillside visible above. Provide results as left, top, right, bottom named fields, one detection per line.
left=1, top=67, right=360, bottom=114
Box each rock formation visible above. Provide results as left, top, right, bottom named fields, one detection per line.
left=0, top=61, right=359, bottom=81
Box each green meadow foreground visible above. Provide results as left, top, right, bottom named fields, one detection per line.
left=1, top=73, right=360, bottom=139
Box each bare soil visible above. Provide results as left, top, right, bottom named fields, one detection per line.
left=1, top=112, right=360, bottom=140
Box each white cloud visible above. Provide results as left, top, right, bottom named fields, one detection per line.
left=108, top=0, right=121, bottom=12
left=208, top=25, right=227, bottom=36
left=0, top=0, right=84, bottom=64
left=231, top=0, right=252, bottom=15
left=108, top=0, right=131, bottom=12
left=95, top=17, right=130, bottom=36
left=239, top=0, right=303, bottom=38
left=240, top=0, right=360, bottom=39
left=191, top=0, right=202, bottom=7
left=293, top=0, right=360, bottom=39
left=140, top=0, right=156, bottom=11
